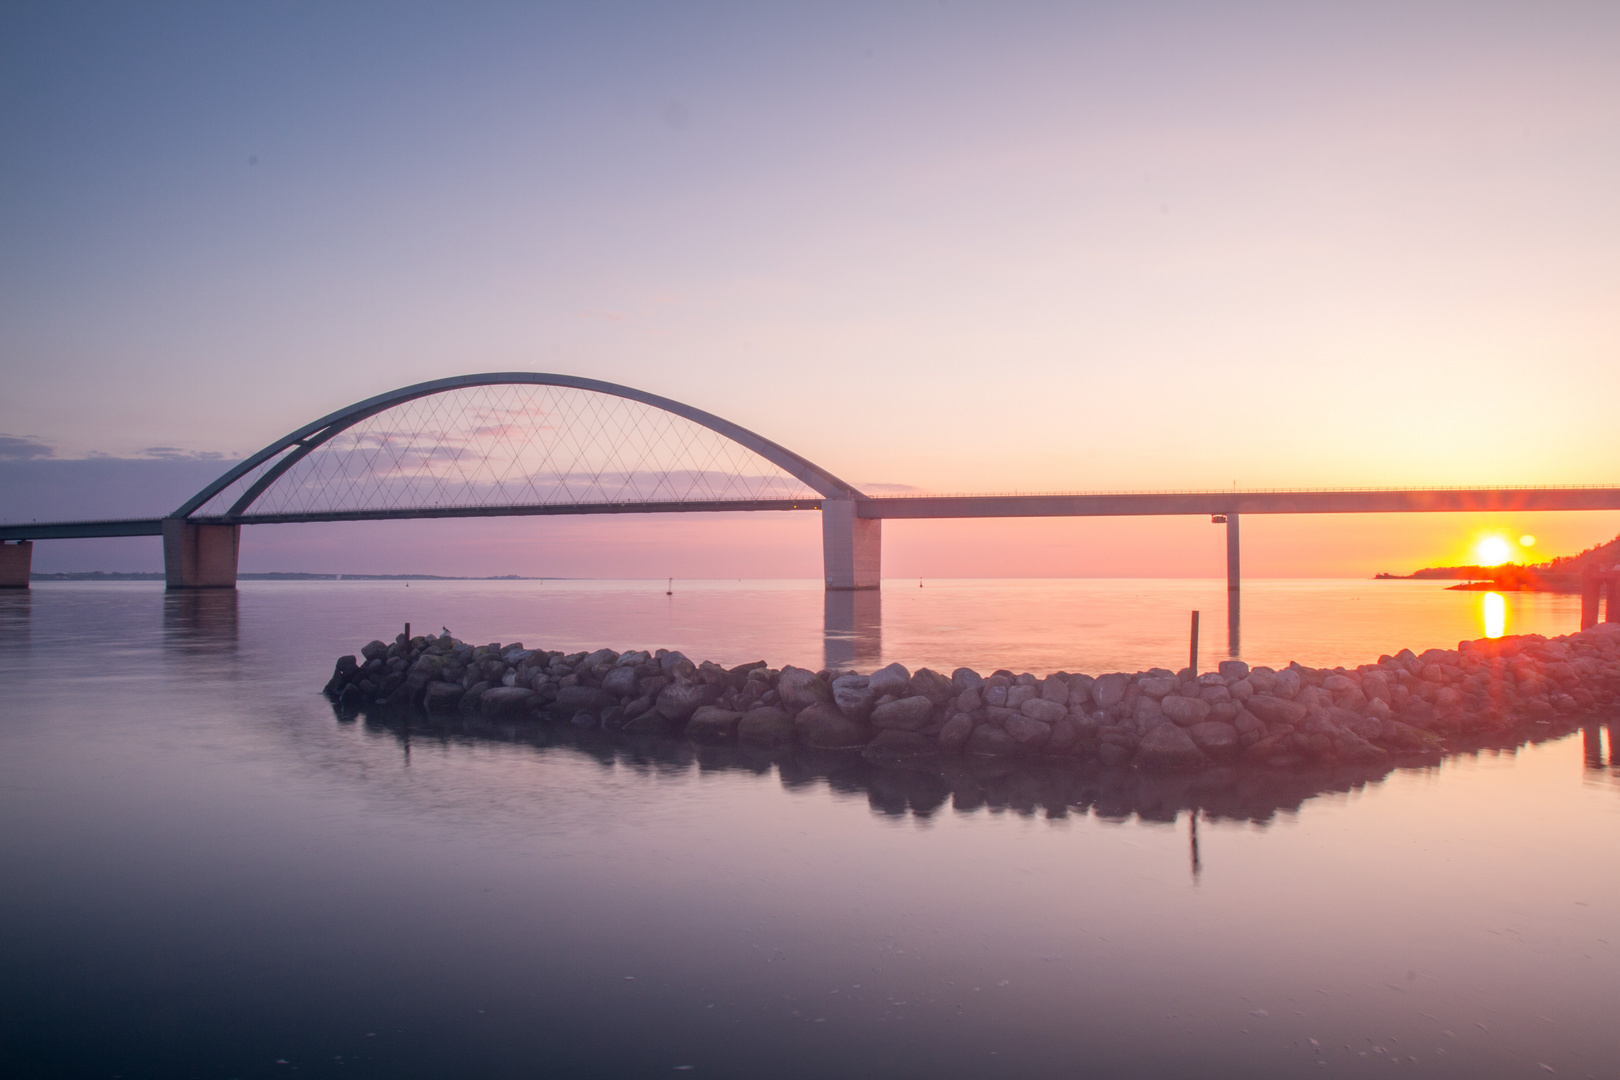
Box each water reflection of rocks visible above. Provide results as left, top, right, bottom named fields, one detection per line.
left=340, top=703, right=1613, bottom=827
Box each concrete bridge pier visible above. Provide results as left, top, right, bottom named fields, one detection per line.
left=822, top=499, right=881, bottom=591
left=162, top=519, right=239, bottom=589
left=1225, top=513, right=1241, bottom=656
left=0, top=541, right=31, bottom=588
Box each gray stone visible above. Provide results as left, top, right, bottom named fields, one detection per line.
left=1247, top=694, right=1308, bottom=726
left=870, top=695, right=935, bottom=730
left=777, top=665, right=832, bottom=716
left=1019, top=698, right=1067, bottom=723
left=965, top=725, right=1022, bottom=756
left=831, top=674, right=876, bottom=722
left=601, top=665, right=639, bottom=698
left=983, top=684, right=1009, bottom=707
left=937, top=713, right=975, bottom=752
left=737, top=706, right=795, bottom=746
left=955, top=686, right=983, bottom=712
left=481, top=686, right=537, bottom=719
left=1134, top=723, right=1206, bottom=770
left=1187, top=720, right=1240, bottom=756
left=686, top=706, right=744, bottom=739
left=951, top=668, right=984, bottom=690
left=794, top=701, right=873, bottom=749
left=1138, top=676, right=1178, bottom=699
left=1160, top=695, right=1212, bottom=726
left=1006, top=684, right=1038, bottom=709
left=655, top=682, right=720, bottom=722
left=1217, top=659, right=1249, bottom=680
left=1039, top=677, right=1069, bottom=705
left=459, top=680, right=492, bottom=714
left=1045, top=718, right=1081, bottom=755
left=658, top=650, right=693, bottom=676
left=1005, top=715, right=1052, bottom=746
left=422, top=681, right=465, bottom=714
left=907, top=668, right=955, bottom=706
left=1091, top=673, right=1128, bottom=708
left=1132, top=696, right=1164, bottom=723
left=868, top=662, right=911, bottom=699
left=1323, top=674, right=1355, bottom=693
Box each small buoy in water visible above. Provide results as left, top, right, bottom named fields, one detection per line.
left=666, top=576, right=673, bottom=596
left=919, top=577, right=923, bottom=588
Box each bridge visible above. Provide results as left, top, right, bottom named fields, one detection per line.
left=4, top=372, right=1620, bottom=613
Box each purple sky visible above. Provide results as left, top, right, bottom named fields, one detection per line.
left=4, top=3, right=1618, bottom=575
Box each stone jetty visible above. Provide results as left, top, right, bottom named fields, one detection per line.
left=324, top=622, right=1620, bottom=773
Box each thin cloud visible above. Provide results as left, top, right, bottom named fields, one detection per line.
left=0, top=434, right=54, bottom=460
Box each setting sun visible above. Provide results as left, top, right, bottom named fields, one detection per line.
left=1475, top=534, right=1514, bottom=566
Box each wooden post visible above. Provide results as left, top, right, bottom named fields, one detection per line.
left=1189, top=610, right=1200, bottom=676
left=1607, top=577, right=1620, bottom=623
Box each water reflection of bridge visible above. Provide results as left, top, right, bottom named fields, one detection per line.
left=7, top=373, right=1620, bottom=655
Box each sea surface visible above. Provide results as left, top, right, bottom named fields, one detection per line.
left=1, top=578, right=1617, bottom=1079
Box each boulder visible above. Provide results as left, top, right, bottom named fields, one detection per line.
left=1006, top=684, right=1038, bottom=709
left=1138, top=676, right=1178, bottom=699
left=481, top=687, right=537, bottom=719
left=361, top=640, right=389, bottom=662
left=1005, top=715, right=1052, bottom=746
left=1246, top=693, right=1308, bottom=726
left=1091, top=673, right=1128, bottom=708
left=422, top=681, right=465, bottom=714
left=1019, top=698, right=1067, bottom=723
left=1039, top=677, right=1069, bottom=704
left=1217, top=659, right=1249, bottom=680
left=777, top=666, right=832, bottom=717
left=737, top=706, right=795, bottom=746
left=459, top=680, right=492, bottom=714
left=1045, top=718, right=1081, bottom=755
left=601, top=665, right=639, bottom=698
left=794, top=701, right=872, bottom=749
left=655, top=682, right=721, bottom=722
left=951, top=668, right=984, bottom=690
left=965, top=725, right=1022, bottom=756
left=831, top=674, right=876, bottom=722
left=1134, top=723, right=1206, bottom=771
left=686, top=706, right=744, bottom=739
left=871, top=695, right=936, bottom=730
left=1187, top=720, right=1240, bottom=757
left=1160, top=695, right=1212, bottom=726
left=907, top=668, right=956, bottom=706
left=868, top=662, right=911, bottom=698
left=937, top=713, right=975, bottom=752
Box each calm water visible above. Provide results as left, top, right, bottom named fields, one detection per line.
left=2, top=579, right=1617, bottom=1079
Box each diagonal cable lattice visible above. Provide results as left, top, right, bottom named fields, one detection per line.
left=193, top=384, right=819, bottom=517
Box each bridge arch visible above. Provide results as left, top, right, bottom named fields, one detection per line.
left=163, top=373, right=878, bottom=589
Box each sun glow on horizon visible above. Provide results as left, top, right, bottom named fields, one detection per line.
left=1475, top=534, right=1514, bottom=567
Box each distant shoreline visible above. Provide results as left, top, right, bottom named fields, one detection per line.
left=28, top=571, right=562, bottom=582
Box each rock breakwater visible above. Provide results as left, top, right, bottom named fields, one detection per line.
left=324, top=622, right=1620, bottom=773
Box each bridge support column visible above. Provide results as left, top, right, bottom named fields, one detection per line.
left=163, top=520, right=239, bottom=589
left=1225, top=513, right=1241, bottom=656
left=822, top=499, right=880, bottom=591
left=0, top=541, right=31, bottom=588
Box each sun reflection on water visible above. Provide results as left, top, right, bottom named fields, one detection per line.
left=1482, top=591, right=1506, bottom=639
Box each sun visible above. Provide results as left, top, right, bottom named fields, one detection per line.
left=1474, top=534, right=1513, bottom=567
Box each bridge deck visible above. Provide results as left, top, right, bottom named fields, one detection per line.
left=5, top=487, right=1620, bottom=540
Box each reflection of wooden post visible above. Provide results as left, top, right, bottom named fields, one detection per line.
left=1582, top=570, right=1602, bottom=630
left=1584, top=723, right=1604, bottom=769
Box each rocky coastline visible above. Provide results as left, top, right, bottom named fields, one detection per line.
left=323, top=621, right=1620, bottom=774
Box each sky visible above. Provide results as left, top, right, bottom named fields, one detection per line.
left=2, top=1, right=1617, bottom=576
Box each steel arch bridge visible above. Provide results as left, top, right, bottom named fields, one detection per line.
left=152, top=371, right=878, bottom=589
left=4, top=371, right=1620, bottom=608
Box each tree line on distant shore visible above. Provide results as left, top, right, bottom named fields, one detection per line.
left=1376, top=532, right=1620, bottom=591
